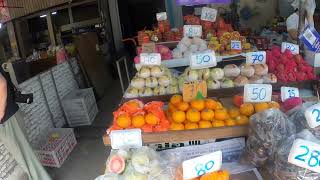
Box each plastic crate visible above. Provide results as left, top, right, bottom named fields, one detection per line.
left=35, top=128, right=77, bottom=168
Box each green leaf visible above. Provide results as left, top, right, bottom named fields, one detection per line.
left=196, top=91, right=204, bottom=100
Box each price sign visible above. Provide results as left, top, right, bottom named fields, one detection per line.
left=281, top=87, right=299, bottom=102
left=142, top=42, right=156, bottom=53
left=183, top=151, right=222, bottom=180
left=304, top=103, right=320, bottom=128
left=201, top=7, right=217, bottom=22
left=109, top=129, right=142, bottom=149
left=288, top=139, right=320, bottom=173
left=244, top=84, right=272, bottom=103
left=190, top=50, right=217, bottom=69
left=299, top=25, right=320, bottom=53
left=281, top=42, right=299, bottom=55
left=156, top=12, right=167, bottom=21
left=231, top=41, right=242, bottom=50
left=140, top=53, right=161, bottom=66
left=245, top=51, right=266, bottom=65
left=183, top=81, right=207, bottom=102
left=184, top=25, right=202, bottom=37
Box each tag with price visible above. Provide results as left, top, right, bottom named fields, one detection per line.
left=183, top=81, right=207, bottom=102
left=304, top=103, right=320, bottom=129
left=246, top=51, right=266, bottom=65
left=183, top=151, right=222, bottom=180
left=231, top=41, right=242, bottom=50
left=110, top=129, right=142, bottom=149
left=184, top=25, right=202, bottom=37
left=244, top=84, right=272, bottom=103
left=299, top=26, right=320, bottom=53
left=140, top=53, right=161, bottom=66
left=281, top=87, right=299, bottom=102
left=288, top=139, right=320, bottom=173
left=201, top=7, right=217, bottom=22
left=281, top=42, right=299, bottom=55
left=156, top=12, right=167, bottom=21
left=190, top=50, right=217, bottom=69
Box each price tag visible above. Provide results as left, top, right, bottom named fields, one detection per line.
left=183, top=151, right=222, bottom=180
left=245, top=51, right=266, bottom=65
left=183, top=81, right=207, bottom=102
left=201, top=7, right=217, bottom=22
left=304, top=103, right=320, bottom=128
left=244, top=84, right=272, bottom=103
left=110, top=129, right=142, bottom=149
left=231, top=40, right=242, bottom=50
left=183, top=25, right=202, bottom=37
left=142, top=42, right=156, bottom=53
left=190, top=50, right=217, bottom=69
left=140, top=53, right=161, bottom=66
left=288, top=139, right=320, bottom=173
left=281, top=87, right=299, bottom=102
left=281, top=42, right=299, bottom=55
left=156, top=12, right=167, bottom=21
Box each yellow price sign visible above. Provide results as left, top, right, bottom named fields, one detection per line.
left=183, top=81, right=207, bottom=102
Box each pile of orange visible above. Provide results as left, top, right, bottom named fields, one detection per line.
left=239, top=101, right=280, bottom=116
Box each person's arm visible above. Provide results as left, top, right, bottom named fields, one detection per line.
left=288, top=29, right=298, bottom=40
left=0, top=73, right=7, bottom=120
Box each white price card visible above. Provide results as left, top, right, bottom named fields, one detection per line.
left=156, top=12, right=167, bottom=21
left=140, top=53, right=161, bottom=66
left=304, top=103, right=320, bottom=128
left=281, top=42, right=299, bottom=55
left=281, top=87, right=299, bottom=102
left=183, top=151, right=222, bottom=180
left=190, top=50, right=217, bottom=70
left=184, top=25, right=202, bottom=37
left=244, top=84, right=272, bottom=103
left=110, top=129, right=142, bottom=149
left=231, top=40, right=242, bottom=50
left=201, top=7, right=217, bottom=22
left=246, top=51, right=266, bottom=65
left=288, top=139, right=320, bottom=173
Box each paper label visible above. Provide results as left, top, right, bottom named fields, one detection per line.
left=231, top=40, right=242, bottom=50
left=156, top=12, right=167, bottom=21
left=288, top=139, right=320, bottom=173
left=141, top=42, right=156, bottom=53
left=245, top=51, right=266, bottom=65
left=183, top=151, right=222, bottom=180
left=281, top=87, right=299, bottom=102
left=140, top=53, right=161, bottom=66
left=299, top=25, right=320, bottom=53
left=190, top=50, right=217, bottom=69
left=184, top=25, right=202, bottom=37
left=305, top=103, right=320, bottom=128
left=110, top=129, right=142, bottom=149
left=281, top=42, right=299, bottom=55
left=183, top=81, right=207, bottom=102
left=201, top=7, right=217, bottom=22
left=244, top=84, right=272, bottom=103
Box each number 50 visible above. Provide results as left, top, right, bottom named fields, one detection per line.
left=252, top=88, right=266, bottom=100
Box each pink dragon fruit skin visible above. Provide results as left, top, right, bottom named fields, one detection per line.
left=282, top=97, right=303, bottom=112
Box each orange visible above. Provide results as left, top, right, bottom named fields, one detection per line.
left=177, top=102, right=189, bottom=111
left=235, top=115, right=249, bottom=125
left=240, top=103, right=254, bottom=116
left=170, top=123, right=184, bottom=131
left=186, top=109, right=201, bottom=123
left=215, top=109, right=229, bottom=121
left=126, top=100, right=140, bottom=109
left=201, top=109, right=214, bottom=121
left=116, top=114, right=131, bottom=128
left=199, top=121, right=213, bottom=129
left=228, top=108, right=240, bottom=118
left=172, top=111, right=186, bottom=123
left=225, top=119, right=237, bottom=126
left=212, top=120, right=225, bottom=127
left=215, top=102, right=224, bottom=110
left=145, top=113, right=159, bottom=125
left=185, top=122, right=199, bottom=130
left=254, top=102, right=269, bottom=113
left=205, top=99, right=217, bottom=109
left=170, top=95, right=182, bottom=106
left=132, top=114, right=145, bottom=128
left=268, top=101, right=280, bottom=109
left=168, top=103, right=177, bottom=114
left=191, top=99, right=205, bottom=111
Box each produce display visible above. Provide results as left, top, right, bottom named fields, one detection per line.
left=172, top=37, right=208, bottom=59
left=175, top=165, right=229, bottom=180
left=134, top=45, right=173, bottom=64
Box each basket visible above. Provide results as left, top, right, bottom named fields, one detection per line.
left=35, top=128, right=77, bottom=168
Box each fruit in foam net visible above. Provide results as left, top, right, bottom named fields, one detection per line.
left=132, top=114, right=145, bottom=128
left=145, top=113, right=159, bottom=125
left=116, top=114, right=131, bottom=128
left=207, top=79, right=221, bottom=90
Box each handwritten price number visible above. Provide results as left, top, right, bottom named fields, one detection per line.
left=251, top=88, right=267, bottom=100
left=110, top=129, right=142, bottom=149
left=281, top=87, right=299, bottom=102
left=305, top=103, right=320, bottom=129
left=196, top=54, right=211, bottom=64
left=231, top=41, right=242, bottom=50
left=156, top=12, right=167, bottom=21
left=184, top=25, right=202, bottom=37
left=201, top=7, right=217, bottom=22
left=282, top=42, right=299, bottom=55
left=190, top=51, right=217, bottom=69
left=140, top=53, right=161, bottom=66
left=246, top=51, right=266, bottom=65
left=244, top=84, right=272, bottom=103
left=195, top=160, right=215, bottom=176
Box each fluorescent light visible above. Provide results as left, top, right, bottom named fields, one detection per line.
left=51, top=12, right=57, bottom=15
left=40, top=14, right=47, bottom=18
left=0, top=23, right=2, bottom=29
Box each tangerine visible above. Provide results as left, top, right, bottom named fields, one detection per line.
left=170, top=123, right=184, bottom=131
left=215, top=109, right=229, bottom=120
left=205, top=99, right=217, bottom=109
left=215, top=102, right=224, bottom=110
left=212, top=120, right=225, bottom=127
left=177, top=102, right=190, bottom=111
left=168, top=103, right=177, bottom=113
left=268, top=101, right=280, bottom=109
left=191, top=99, right=205, bottom=111
left=254, top=102, right=269, bottom=113
left=225, top=119, right=237, bottom=126
left=235, top=115, right=249, bottom=125
left=145, top=113, right=159, bottom=125
left=201, top=109, right=214, bottom=121
left=186, top=109, right=201, bottom=123
left=185, top=122, right=199, bottom=130
left=172, top=111, right=186, bottom=123
left=240, top=103, right=254, bottom=116
left=199, top=121, right=213, bottom=129
left=170, top=95, right=182, bottom=106
left=228, top=108, right=240, bottom=118
left=131, top=114, right=145, bottom=128
left=116, top=114, right=131, bottom=128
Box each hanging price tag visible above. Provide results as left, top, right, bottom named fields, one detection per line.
left=201, top=7, right=217, bottom=22
left=231, top=40, right=242, bottom=50
left=281, top=87, right=299, bottom=102
left=288, top=139, right=320, bottom=173
left=184, top=25, right=202, bottom=37
left=245, top=51, right=266, bottom=65
left=304, top=103, right=320, bottom=128
left=110, top=129, right=142, bottom=149
left=281, top=42, right=299, bottom=55
left=140, top=53, right=161, bottom=66
left=183, top=81, right=207, bottom=102
left=299, top=25, right=320, bottom=53
left=183, top=151, right=222, bottom=180
left=156, top=12, right=167, bottom=21
left=142, top=42, right=156, bottom=53
left=244, top=84, right=272, bottom=103
left=190, top=50, right=217, bottom=69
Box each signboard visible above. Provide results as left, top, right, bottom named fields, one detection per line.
left=281, top=42, right=299, bottom=55
left=299, top=26, right=320, bottom=53
left=183, top=81, right=207, bottom=102
left=156, top=12, right=167, bottom=21
left=110, top=129, right=142, bottom=149
left=183, top=25, right=202, bottom=37
left=140, top=53, right=161, bottom=66
left=305, top=103, right=320, bottom=129
left=190, top=50, right=217, bottom=69
left=244, top=84, right=272, bottom=103
left=281, top=87, right=299, bottom=102
left=201, top=7, right=217, bottom=22
left=245, top=51, right=266, bottom=65
left=231, top=41, right=242, bottom=50
left=176, top=0, right=231, bottom=6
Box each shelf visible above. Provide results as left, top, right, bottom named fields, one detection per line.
left=103, top=125, right=249, bottom=146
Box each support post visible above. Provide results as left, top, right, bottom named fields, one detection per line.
left=46, top=13, right=56, bottom=46
left=6, top=21, right=20, bottom=58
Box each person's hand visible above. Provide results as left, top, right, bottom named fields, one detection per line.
left=0, top=74, right=7, bottom=121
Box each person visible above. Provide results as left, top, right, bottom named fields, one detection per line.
left=0, top=67, right=52, bottom=180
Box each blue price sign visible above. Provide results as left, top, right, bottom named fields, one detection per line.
left=190, top=50, right=217, bottom=69
left=231, top=40, right=242, bottom=50
left=140, top=53, right=161, bottom=66
left=183, top=25, right=202, bottom=37
left=281, top=42, right=299, bottom=55
left=244, top=84, right=272, bottom=103
left=305, top=103, right=320, bottom=129
left=281, top=87, right=299, bottom=102
left=299, top=26, right=320, bottom=53
left=288, top=139, right=320, bottom=173
left=246, top=51, right=266, bottom=65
